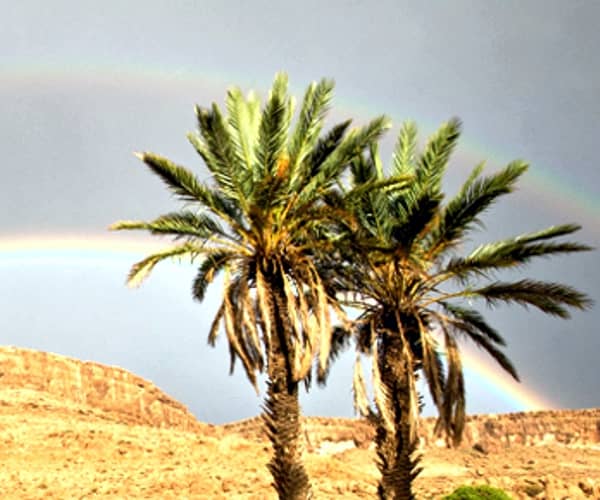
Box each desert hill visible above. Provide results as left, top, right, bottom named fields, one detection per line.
left=0, top=346, right=599, bottom=499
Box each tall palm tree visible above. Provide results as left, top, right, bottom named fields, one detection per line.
left=110, top=73, right=390, bottom=499
left=331, top=118, right=592, bottom=500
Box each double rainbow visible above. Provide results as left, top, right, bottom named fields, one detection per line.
left=4, top=63, right=589, bottom=412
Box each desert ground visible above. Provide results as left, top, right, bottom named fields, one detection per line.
left=0, top=347, right=598, bottom=499
left=1, top=390, right=599, bottom=499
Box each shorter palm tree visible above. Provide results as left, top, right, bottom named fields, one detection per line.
left=111, top=73, right=391, bottom=499
left=332, top=119, right=592, bottom=499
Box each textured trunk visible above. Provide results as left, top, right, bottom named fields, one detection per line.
left=375, top=333, right=421, bottom=500
left=262, top=273, right=312, bottom=499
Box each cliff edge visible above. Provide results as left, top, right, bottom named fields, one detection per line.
left=0, top=346, right=203, bottom=432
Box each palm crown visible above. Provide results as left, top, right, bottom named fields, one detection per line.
left=112, top=73, right=390, bottom=387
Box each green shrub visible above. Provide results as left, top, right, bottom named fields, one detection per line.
left=442, top=484, right=513, bottom=500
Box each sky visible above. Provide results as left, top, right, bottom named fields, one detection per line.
left=1, top=1, right=598, bottom=424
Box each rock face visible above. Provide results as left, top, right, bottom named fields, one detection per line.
left=428, top=408, right=600, bottom=451
left=0, top=346, right=202, bottom=432
left=223, top=408, right=600, bottom=452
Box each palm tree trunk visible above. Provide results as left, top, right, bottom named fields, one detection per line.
left=375, top=334, right=421, bottom=500
left=262, top=274, right=312, bottom=499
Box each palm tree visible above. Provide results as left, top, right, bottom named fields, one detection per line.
left=331, top=118, right=592, bottom=499
left=110, top=73, right=390, bottom=499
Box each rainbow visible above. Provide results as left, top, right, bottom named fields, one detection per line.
left=2, top=63, right=598, bottom=235
left=460, top=346, right=551, bottom=411
left=0, top=234, right=168, bottom=260
left=1, top=235, right=553, bottom=412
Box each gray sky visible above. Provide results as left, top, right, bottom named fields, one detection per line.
left=1, top=1, right=598, bottom=423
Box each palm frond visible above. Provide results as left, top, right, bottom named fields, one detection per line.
left=192, top=250, right=233, bottom=302
left=514, top=223, right=588, bottom=243
left=134, top=152, right=242, bottom=224
left=444, top=231, right=591, bottom=282
left=416, top=117, right=461, bottom=193
left=418, top=319, right=445, bottom=413
left=392, top=120, right=418, bottom=177
left=207, top=304, right=224, bottom=346
left=192, top=104, right=241, bottom=195
left=298, top=115, right=391, bottom=205
left=440, top=332, right=465, bottom=446
left=288, top=78, right=335, bottom=175
left=110, top=211, right=229, bottom=241
left=125, top=243, right=200, bottom=288
left=352, top=354, right=372, bottom=417
left=226, top=87, right=261, bottom=175
left=134, top=152, right=206, bottom=202
left=350, top=149, right=377, bottom=185
left=256, top=72, right=293, bottom=180
left=307, top=119, right=352, bottom=177
left=468, top=279, right=592, bottom=318
left=223, top=272, right=260, bottom=391
left=439, top=302, right=506, bottom=345
left=390, top=190, right=441, bottom=249
left=425, top=160, right=529, bottom=257
left=452, top=319, right=519, bottom=381
left=372, top=340, right=394, bottom=433
left=344, top=174, right=413, bottom=203
left=316, top=325, right=352, bottom=385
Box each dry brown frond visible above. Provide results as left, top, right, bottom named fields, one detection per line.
left=207, top=304, right=225, bottom=346
left=255, top=268, right=273, bottom=347
left=223, top=271, right=258, bottom=392
left=315, top=275, right=332, bottom=376
left=282, top=272, right=302, bottom=342
left=352, top=354, right=371, bottom=417
left=372, top=336, right=394, bottom=433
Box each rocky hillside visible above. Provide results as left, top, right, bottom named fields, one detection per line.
left=0, top=346, right=203, bottom=431
left=0, top=346, right=599, bottom=499
left=223, top=408, right=600, bottom=452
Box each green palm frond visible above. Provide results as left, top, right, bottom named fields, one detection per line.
left=288, top=78, right=335, bottom=177
left=297, top=116, right=392, bottom=208
left=350, top=150, right=377, bottom=185
left=425, top=160, right=529, bottom=257
left=392, top=120, right=418, bottom=177
left=390, top=190, right=441, bottom=250
left=445, top=232, right=592, bottom=282
left=134, top=152, right=206, bottom=202
left=514, top=223, right=588, bottom=243
left=256, top=72, right=293, bottom=180
left=344, top=174, right=413, bottom=204
left=468, top=279, right=592, bottom=318
left=307, top=119, right=353, bottom=178
left=439, top=303, right=506, bottom=346
left=134, top=152, right=241, bottom=224
left=110, top=211, right=229, bottom=241
left=416, top=117, right=461, bottom=192
left=454, top=321, right=519, bottom=381
left=125, top=242, right=201, bottom=288
left=187, top=104, right=242, bottom=200
left=225, top=87, right=261, bottom=174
